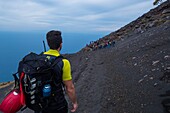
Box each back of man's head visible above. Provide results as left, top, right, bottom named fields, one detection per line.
left=46, top=30, right=62, bottom=50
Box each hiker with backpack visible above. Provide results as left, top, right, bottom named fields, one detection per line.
left=42, top=30, right=78, bottom=113
left=35, top=30, right=78, bottom=113
left=0, top=30, right=78, bottom=113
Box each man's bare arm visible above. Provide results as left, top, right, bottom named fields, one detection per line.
left=63, top=80, right=78, bottom=112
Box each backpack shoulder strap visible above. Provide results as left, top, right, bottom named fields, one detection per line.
left=51, top=55, right=64, bottom=67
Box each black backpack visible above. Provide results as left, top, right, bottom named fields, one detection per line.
left=15, top=52, right=64, bottom=111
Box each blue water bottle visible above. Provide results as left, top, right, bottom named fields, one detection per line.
left=43, top=84, right=51, bottom=97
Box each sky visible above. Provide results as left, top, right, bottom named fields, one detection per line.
left=0, top=0, right=161, bottom=34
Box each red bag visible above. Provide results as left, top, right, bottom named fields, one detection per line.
left=0, top=73, right=25, bottom=113
left=0, top=89, right=23, bottom=113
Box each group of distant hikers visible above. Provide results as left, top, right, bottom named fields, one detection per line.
left=86, top=39, right=116, bottom=51
left=0, top=30, right=78, bottom=113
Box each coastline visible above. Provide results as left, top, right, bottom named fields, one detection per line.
left=0, top=81, right=14, bottom=89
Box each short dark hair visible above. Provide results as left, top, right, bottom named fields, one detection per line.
left=46, top=30, right=62, bottom=49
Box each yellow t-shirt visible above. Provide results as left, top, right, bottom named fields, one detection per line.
left=44, top=49, right=72, bottom=81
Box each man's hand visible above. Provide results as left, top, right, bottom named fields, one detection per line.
left=71, top=102, right=78, bottom=112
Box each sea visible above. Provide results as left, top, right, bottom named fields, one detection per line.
left=0, top=31, right=105, bottom=83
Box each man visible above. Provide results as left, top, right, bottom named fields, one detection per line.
left=43, top=30, right=78, bottom=113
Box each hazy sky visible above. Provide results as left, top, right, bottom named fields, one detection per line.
left=0, top=0, right=160, bottom=33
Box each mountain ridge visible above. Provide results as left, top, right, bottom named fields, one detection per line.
left=81, top=1, right=170, bottom=52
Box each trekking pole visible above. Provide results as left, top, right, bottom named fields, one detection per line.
left=43, top=40, right=46, bottom=52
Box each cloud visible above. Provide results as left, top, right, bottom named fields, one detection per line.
left=0, top=0, right=157, bottom=33
left=0, top=0, right=53, bottom=30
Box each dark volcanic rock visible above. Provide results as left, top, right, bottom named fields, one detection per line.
left=67, top=22, right=170, bottom=113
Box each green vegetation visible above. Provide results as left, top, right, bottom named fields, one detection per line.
left=153, top=0, right=169, bottom=5
left=154, top=0, right=162, bottom=5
